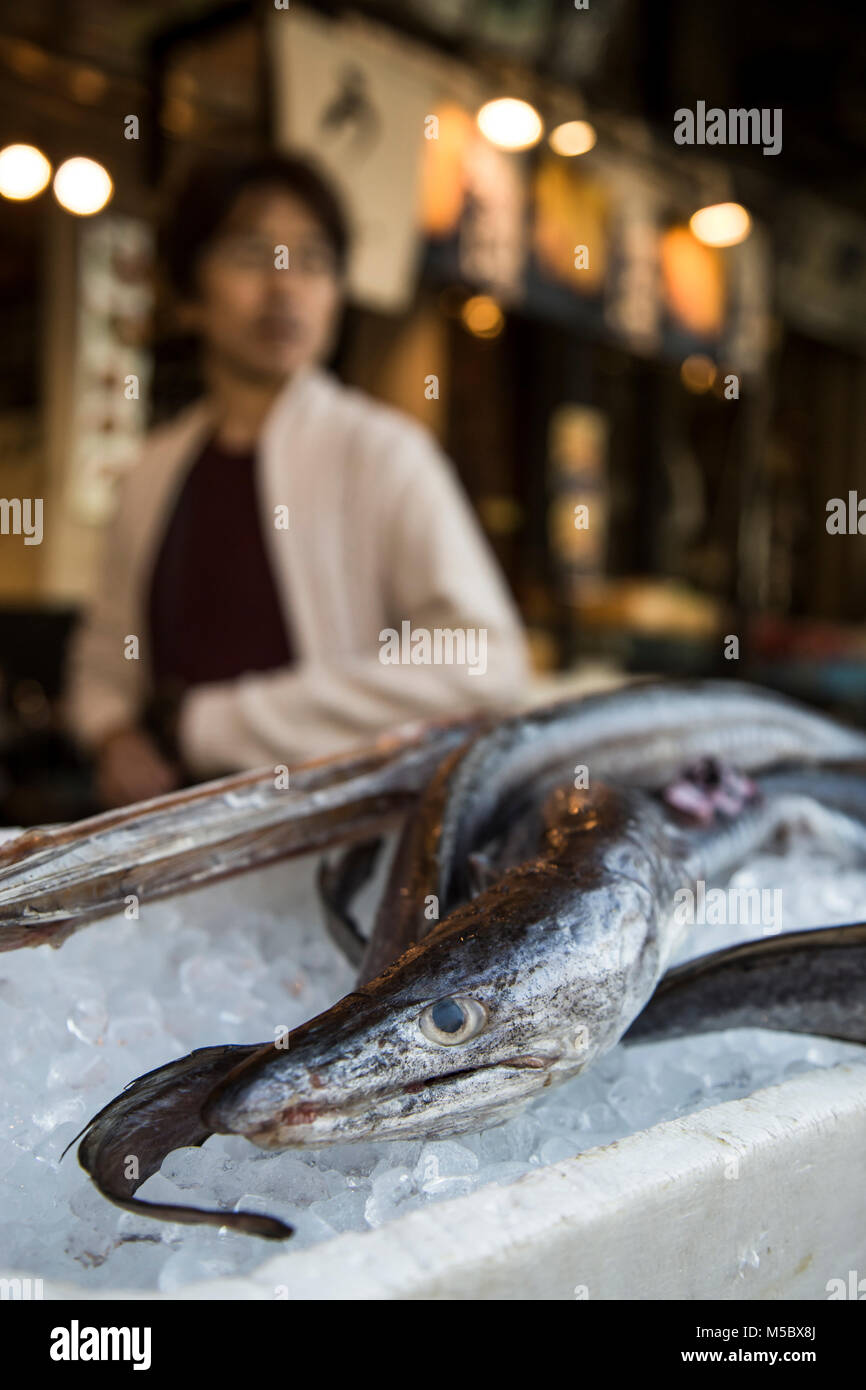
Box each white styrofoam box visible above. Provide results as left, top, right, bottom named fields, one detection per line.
left=13, top=1060, right=866, bottom=1301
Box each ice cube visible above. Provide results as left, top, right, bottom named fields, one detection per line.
left=414, top=1141, right=479, bottom=1191
left=364, top=1167, right=417, bottom=1227
left=538, top=1135, right=578, bottom=1165
left=313, top=1189, right=369, bottom=1233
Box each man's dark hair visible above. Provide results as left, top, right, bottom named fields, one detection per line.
left=159, top=151, right=351, bottom=298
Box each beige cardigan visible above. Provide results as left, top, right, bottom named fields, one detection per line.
left=63, top=365, right=529, bottom=776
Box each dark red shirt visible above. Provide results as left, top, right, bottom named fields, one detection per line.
left=147, top=436, right=293, bottom=689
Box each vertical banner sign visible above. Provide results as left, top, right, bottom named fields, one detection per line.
left=69, top=215, right=153, bottom=523
left=777, top=197, right=866, bottom=351
left=547, top=404, right=610, bottom=603
left=269, top=8, right=435, bottom=313
left=723, top=227, right=771, bottom=377
left=533, top=155, right=609, bottom=298
left=458, top=133, right=528, bottom=302
left=605, top=180, right=662, bottom=354
left=659, top=225, right=725, bottom=342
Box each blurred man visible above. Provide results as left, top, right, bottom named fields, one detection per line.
left=64, top=154, right=528, bottom=808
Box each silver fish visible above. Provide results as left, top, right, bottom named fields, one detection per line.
left=204, top=767, right=866, bottom=1148
left=0, top=715, right=479, bottom=950
left=4, top=679, right=864, bottom=956
left=358, top=679, right=866, bottom=981
left=74, top=762, right=866, bottom=1237
left=625, top=922, right=866, bottom=1048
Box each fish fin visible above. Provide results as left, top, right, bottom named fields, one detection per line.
left=624, top=922, right=866, bottom=1046
left=317, top=839, right=382, bottom=966
left=73, top=1043, right=292, bottom=1239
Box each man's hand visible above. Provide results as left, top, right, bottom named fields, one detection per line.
left=95, top=727, right=181, bottom=809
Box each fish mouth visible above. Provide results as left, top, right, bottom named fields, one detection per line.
left=214, top=1053, right=558, bottom=1147
left=400, top=1054, right=551, bottom=1096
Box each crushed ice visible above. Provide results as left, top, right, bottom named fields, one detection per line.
left=0, top=829, right=864, bottom=1291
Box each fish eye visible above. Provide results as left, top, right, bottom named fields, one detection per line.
left=419, top=996, right=488, bottom=1046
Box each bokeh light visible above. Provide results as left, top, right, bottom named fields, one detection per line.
left=477, top=98, right=543, bottom=151
left=689, top=202, right=752, bottom=248
left=680, top=354, right=717, bottom=393
left=53, top=157, right=113, bottom=216
left=0, top=144, right=51, bottom=201
left=549, top=120, right=597, bottom=157
left=461, top=295, right=505, bottom=338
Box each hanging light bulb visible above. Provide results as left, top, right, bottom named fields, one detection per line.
left=689, top=202, right=751, bottom=248
left=53, top=157, right=113, bottom=216
left=0, top=144, right=51, bottom=201
left=477, top=98, right=543, bottom=151
left=549, top=120, right=597, bottom=157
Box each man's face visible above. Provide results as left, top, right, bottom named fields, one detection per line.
left=184, top=186, right=344, bottom=382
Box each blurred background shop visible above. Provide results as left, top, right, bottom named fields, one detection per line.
left=0, top=0, right=865, bottom=823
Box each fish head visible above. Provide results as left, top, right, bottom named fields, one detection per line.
left=202, top=857, right=652, bottom=1147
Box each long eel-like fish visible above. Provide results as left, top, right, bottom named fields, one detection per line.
left=357, top=679, right=866, bottom=980
left=3, top=679, right=866, bottom=954
left=72, top=761, right=866, bottom=1238
left=0, top=715, right=479, bottom=950
left=625, top=923, right=866, bottom=1047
